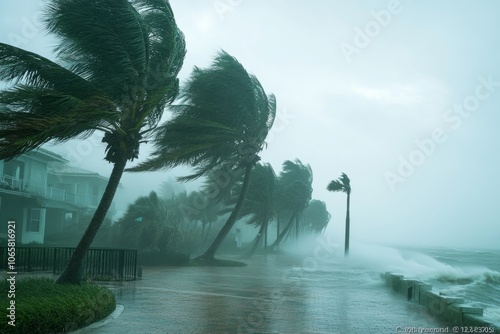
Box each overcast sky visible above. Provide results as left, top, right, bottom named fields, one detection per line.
left=1, top=1, right=500, bottom=249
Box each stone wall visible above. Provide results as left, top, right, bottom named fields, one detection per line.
left=383, top=272, right=500, bottom=331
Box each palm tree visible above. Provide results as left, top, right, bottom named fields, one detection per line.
left=233, top=163, right=276, bottom=258
left=114, top=191, right=171, bottom=252
left=130, top=51, right=276, bottom=263
left=270, top=159, right=313, bottom=250
left=303, top=199, right=331, bottom=233
left=0, top=0, right=186, bottom=283
left=327, top=173, right=351, bottom=256
left=184, top=190, right=222, bottom=242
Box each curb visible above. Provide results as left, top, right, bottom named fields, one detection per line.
left=69, top=304, right=124, bottom=333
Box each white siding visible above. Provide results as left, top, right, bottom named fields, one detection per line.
left=22, top=208, right=46, bottom=244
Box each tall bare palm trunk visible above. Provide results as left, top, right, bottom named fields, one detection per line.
left=344, top=192, right=350, bottom=257
left=56, top=159, right=126, bottom=284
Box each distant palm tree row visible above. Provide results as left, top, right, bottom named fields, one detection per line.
left=129, top=50, right=276, bottom=263
left=0, top=0, right=350, bottom=283
left=112, top=159, right=331, bottom=260
left=218, top=159, right=324, bottom=258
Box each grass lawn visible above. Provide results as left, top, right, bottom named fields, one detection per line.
left=1, top=276, right=115, bottom=334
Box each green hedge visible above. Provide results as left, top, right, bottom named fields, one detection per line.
left=0, top=277, right=115, bottom=334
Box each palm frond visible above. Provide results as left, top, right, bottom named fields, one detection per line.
left=128, top=116, right=243, bottom=173
left=134, top=0, right=186, bottom=128
left=237, top=163, right=276, bottom=227
left=326, top=180, right=344, bottom=192
left=0, top=107, right=115, bottom=159
left=45, top=0, right=149, bottom=97
left=0, top=43, right=97, bottom=98
left=327, top=172, right=350, bottom=194
left=129, top=50, right=275, bottom=180
left=276, top=159, right=313, bottom=212
left=1, top=0, right=185, bottom=164
left=303, top=199, right=331, bottom=232
left=200, top=165, right=244, bottom=204
left=0, top=84, right=121, bottom=159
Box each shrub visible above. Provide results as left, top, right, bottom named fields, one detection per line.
left=0, top=277, right=115, bottom=333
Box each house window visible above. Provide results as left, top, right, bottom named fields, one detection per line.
left=28, top=209, right=41, bottom=232
left=65, top=212, right=73, bottom=224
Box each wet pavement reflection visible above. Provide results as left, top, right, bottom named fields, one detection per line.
left=89, top=254, right=450, bottom=334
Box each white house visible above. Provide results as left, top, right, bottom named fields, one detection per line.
left=0, top=147, right=112, bottom=244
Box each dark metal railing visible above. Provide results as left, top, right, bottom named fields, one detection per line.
left=0, top=247, right=137, bottom=281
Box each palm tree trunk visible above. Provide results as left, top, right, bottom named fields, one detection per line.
left=276, top=213, right=280, bottom=251
left=295, top=212, right=300, bottom=240
left=194, top=163, right=253, bottom=262
left=56, top=159, right=126, bottom=284
left=203, top=222, right=212, bottom=243
left=201, top=223, right=206, bottom=241
left=269, top=212, right=296, bottom=250
left=244, top=220, right=267, bottom=259
left=264, top=221, right=268, bottom=251
left=344, top=192, right=350, bottom=257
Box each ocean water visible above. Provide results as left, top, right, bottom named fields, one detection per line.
left=340, top=243, right=500, bottom=326
left=412, top=247, right=500, bottom=325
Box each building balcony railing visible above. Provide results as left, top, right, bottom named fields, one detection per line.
left=1, top=174, right=99, bottom=208
left=0, top=174, right=24, bottom=191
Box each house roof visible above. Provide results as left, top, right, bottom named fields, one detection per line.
left=48, top=163, right=109, bottom=182
left=32, top=147, right=68, bottom=162
left=1, top=146, right=67, bottom=163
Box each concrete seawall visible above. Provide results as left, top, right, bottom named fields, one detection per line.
left=383, top=272, right=500, bottom=332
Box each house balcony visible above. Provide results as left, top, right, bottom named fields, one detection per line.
left=1, top=174, right=99, bottom=209
left=0, top=174, right=24, bottom=191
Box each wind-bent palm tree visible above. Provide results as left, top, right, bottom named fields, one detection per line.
left=327, top=173, right=351, bottom=256
left=183, top=190, right=222, bottom=242
left=303, top=199, right=331, bottom=234
left=0, top=0, right=186, bottom=283
left=233, top=163, right=276, bottom=258
left=113, top=191, right=172, bottom=252
left=130, top=51, right=276, bottom=263
left=270, top=159, right=313, bottom=249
